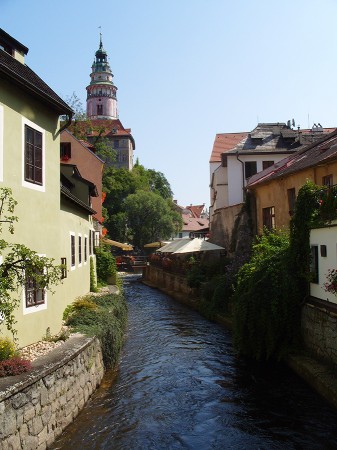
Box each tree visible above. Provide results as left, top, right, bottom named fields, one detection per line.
left=124, top=190, right=182, bottom=248
left=0, top=188, right=62, bottom=338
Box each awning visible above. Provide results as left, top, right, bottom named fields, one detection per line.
left=172, top=238, right=225, bottom=254
left=144, top=241, right=170, bottom=248
left=102, top=238, right=133, bottom=251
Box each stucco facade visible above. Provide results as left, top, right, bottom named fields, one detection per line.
left=251, top=160, right=337, bottom=233
left=0, top=30, right=96, bottom=347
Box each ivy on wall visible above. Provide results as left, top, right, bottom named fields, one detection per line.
left=233, top=180, right=333, bottom=361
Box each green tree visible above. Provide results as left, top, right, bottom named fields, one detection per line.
left=124, top=190, right=182, bottom=248
left=0, top=188, right=63, bottom=338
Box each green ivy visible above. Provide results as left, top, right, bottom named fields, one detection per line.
left=233, top=180, right=333, bottom=361
left=95, top=245, right=117, bottom=284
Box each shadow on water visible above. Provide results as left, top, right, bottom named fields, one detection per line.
left=51, top=274, right=337, bottom=450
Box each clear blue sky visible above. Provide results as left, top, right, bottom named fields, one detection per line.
left=3, top=0, right=337, bottom=208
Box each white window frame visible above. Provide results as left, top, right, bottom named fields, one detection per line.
left=22, top=117, right=45, bottom=192
left=84, top=234, right=88, bottom=265
left=0, top=105, right=3, bottom=182
left=23, top=254, right=47, bottom=315
left=70, top=232, right=76, bottom=271
left=78, top=233, right=82, bottom=268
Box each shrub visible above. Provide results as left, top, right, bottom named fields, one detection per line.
left=0, top=357, right=31, bottom=377
left=0, top=337, right=17, bottom=361
left=64, top=293, right=127, bottom=368
left=95, top=245, right=116, bottom=284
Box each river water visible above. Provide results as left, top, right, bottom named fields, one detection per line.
left=52, top=275, right=337, bottom=449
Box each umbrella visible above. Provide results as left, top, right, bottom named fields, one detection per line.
left=157, top=239, right=190, bottom=253
left=144, top=241, right=170, bottom=248
left=102, top=238, right=133, bottom=251
left=172, top=238, right=225, bottom=254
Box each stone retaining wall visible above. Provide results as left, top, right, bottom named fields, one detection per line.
left=142, top=265, right=199, bottom=309
left=301, top=298, right=337, bottom=368
left=0, top=334, right=104, bottom=449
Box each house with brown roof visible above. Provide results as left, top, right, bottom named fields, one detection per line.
left=61, top=129, right=105, bottom=227
left=246, top=128, right=337, bottom=368
left=173, top=203, right=209, bottom=239
left=247, top=128, right=337, bottom=233
left=209, top=123, right=334, bottom=252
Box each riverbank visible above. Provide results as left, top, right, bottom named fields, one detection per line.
left=142, top=275, right=337, bottom=411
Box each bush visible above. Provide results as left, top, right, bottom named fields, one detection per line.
left=233, top=229, right=299, bottom=361
left=95, top=245, right=117, bottom=284
left=0, top=357, right=31, bottom=377
left=0, top=337, right=17, bottom=361
left=64, top=293, right=127, bottom=368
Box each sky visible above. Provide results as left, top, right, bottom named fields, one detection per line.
left=3, top=0, right=337, bottom=208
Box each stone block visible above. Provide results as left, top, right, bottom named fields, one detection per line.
left=0, top=405, right=16, bottom=438
left=11, top=393, right=29, bottom=409
left=27, top=415, right=44, bottom=436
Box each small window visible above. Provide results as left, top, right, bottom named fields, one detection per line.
left=78, top=236, right=82, bottom=265
left=114, top=140, right=119, bottom=149
left=262, top=206, right=275, bottom=230
left=287, top=188, right=296, bottom=216
left=84, top=237, right=88, bottom=262
left=61, top=257, right=67, bottom=279
left=244, top=161, right=257, bottom=179
left=71, top=234, right=76, bottom=267
left=97, top=104, right=103, bottom=115
left=310, top=245, right=319, bottom=284
left=25, top=273, right=45, bottom=307
left=94, top=231, right=100, bottom=248
left=60, top=142, right=71, bottom=160
left=25, top=125, right=43, bottom=185
left=262, top=160, right=274, bottom=170
left=320, top=245, right=327, bottom=257
left=322, top=174, right=333, bottom=187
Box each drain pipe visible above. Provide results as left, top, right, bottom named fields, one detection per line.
left=59, top=113, right=73, bottom=133
left=236, top=151, right=246, bottom=200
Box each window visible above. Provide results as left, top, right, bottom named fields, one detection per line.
left=244, top=161, right=257, bottom=179
left=71, top=234, right=76, bottom=268
left=84, top=237, right=88, bottom=263
left=94, top=231, right=100, bottom=248
left=221, top=154, right=228, bottom=167
left=78, top=235, right=82, bottom=265
left=262, top=206, right=275, bottom=230
left=322, top=174, right=333, bottom=187
left=287, top=188, right=296, bottom=216
left=25, top=125, right=43, bottom=185
left=310, top=245, right=319, bottom=284
left=97, top=104, right=103, bottom=115
left=114, top=140, right=119, bottom=149
left=0, top=105, right=3, bottom=182
left=25, top=274, right=45, bottom=308
left=60, top=142, right=71, bottom=160
left=61, top=257, right=67, bottom=279
left=262, top=160, right=274, bottom=170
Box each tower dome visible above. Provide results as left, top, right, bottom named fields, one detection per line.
left=86, top=34, right=118, bottom=119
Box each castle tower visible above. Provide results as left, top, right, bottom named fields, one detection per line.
left=86, top=33, right=118, bottom=119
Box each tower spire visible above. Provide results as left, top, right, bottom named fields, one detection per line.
left=86, top=32, right=118, bottom=119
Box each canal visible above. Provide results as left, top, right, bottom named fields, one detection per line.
left=52, top=274, right=337, bottom=449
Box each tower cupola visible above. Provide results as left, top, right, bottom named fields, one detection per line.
left=86, top=33, right=118, bottom=119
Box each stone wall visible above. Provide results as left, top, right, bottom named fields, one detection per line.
left=142, top=265, right=199, bottom=309
left=0, top=334, right=104, bottom=449
left=301, top=298, right=337, bottom=368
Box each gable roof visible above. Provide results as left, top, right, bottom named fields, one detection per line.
left=210, top=132, right=248, bottom=163
left=181, top=214, right=209, bottom=232
left=61, top=129, right=105, bottom=164
left=0, top=45, right=72, bottom=116
left=247, top=128, right=337, bottom=188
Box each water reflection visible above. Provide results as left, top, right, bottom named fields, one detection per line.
left=52, top=275, right=337, bottom=449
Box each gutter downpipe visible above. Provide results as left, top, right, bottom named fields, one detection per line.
left=236, top=150, right=246, bottom=200
left=59, top=112, right=74, bottom=134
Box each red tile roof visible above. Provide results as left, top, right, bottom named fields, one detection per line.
left=182, top=214, right=209, bottom=232
left=210, top=132, right=248, bottom=163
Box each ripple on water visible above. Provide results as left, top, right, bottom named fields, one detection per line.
left=51, top=276, right=337, bottom=450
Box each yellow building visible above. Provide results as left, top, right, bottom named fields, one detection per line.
left=247, top=130, right=337, bottom=233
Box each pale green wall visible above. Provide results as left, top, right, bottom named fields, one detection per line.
left=0, top=80, right=94, bottom=347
